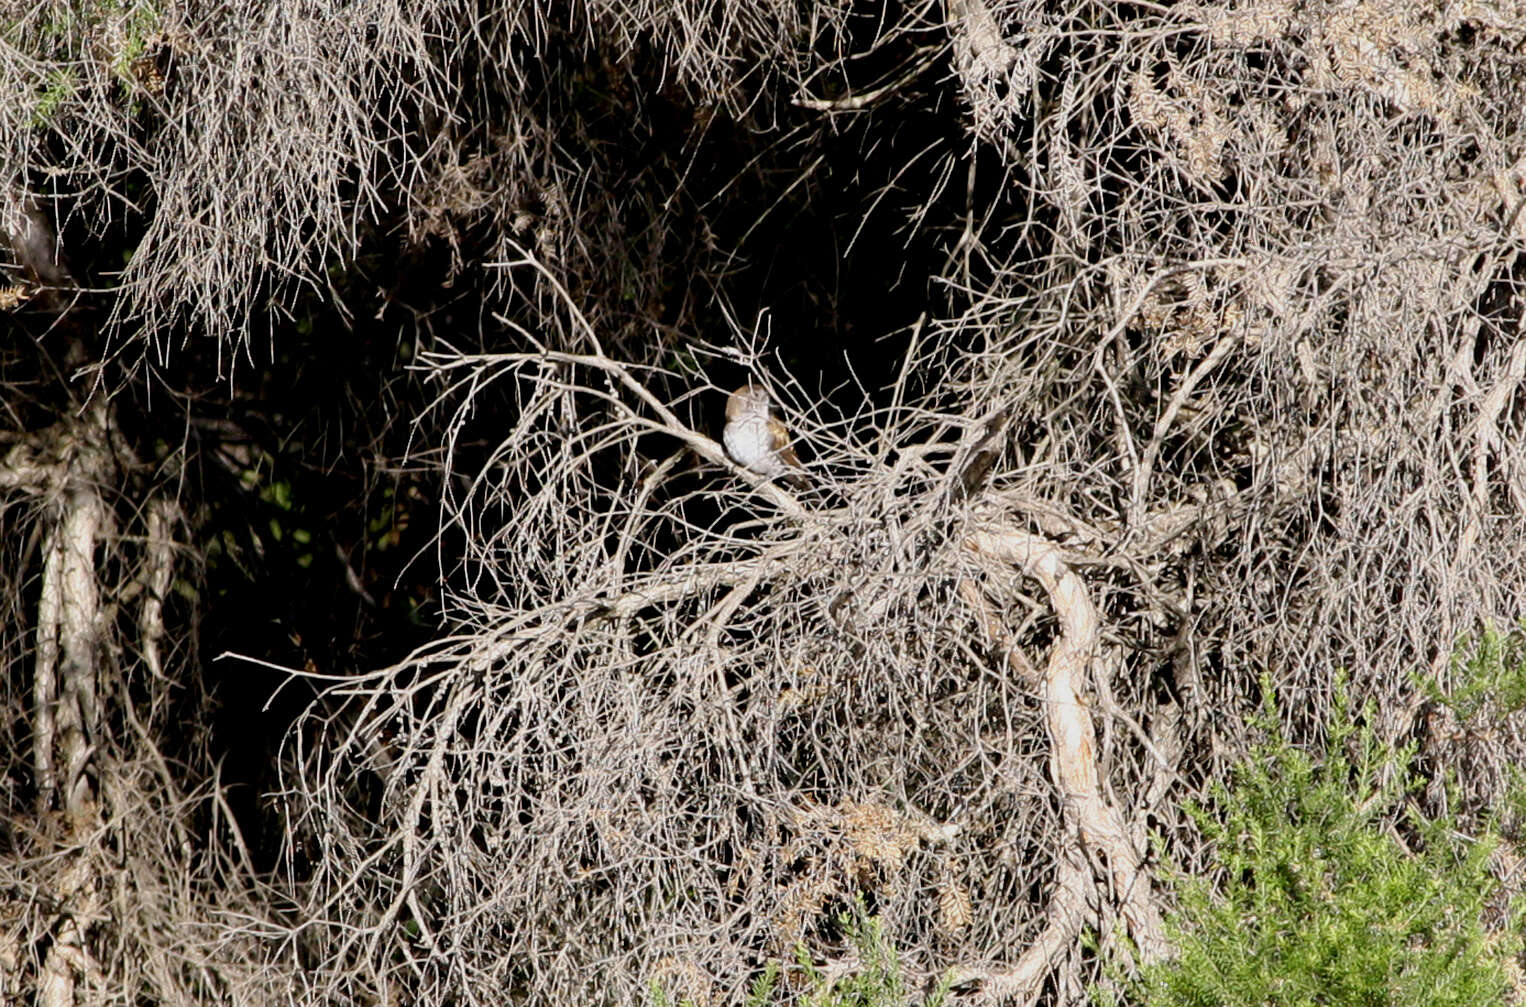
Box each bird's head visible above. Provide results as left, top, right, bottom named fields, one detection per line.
left=726, top=383, right=772, bottom=421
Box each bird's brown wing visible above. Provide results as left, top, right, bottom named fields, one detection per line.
left=768, top=416, right=808, bottom=488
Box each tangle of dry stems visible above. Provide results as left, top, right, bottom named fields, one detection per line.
left=274, top=321, right=1181, bottom=1004
left=6, top=0, right=1526, bottom=1003
left=0, top=398, right=277, bottom=1005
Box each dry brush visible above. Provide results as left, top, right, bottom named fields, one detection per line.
left=4, top=0, right=1526, bottom=1004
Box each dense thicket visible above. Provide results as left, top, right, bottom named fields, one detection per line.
left=3, top=0, right=1525, bottom=1003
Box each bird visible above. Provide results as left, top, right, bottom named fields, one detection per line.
left=723, top=383, right=807, bottom=489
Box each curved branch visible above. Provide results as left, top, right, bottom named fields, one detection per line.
left=955, top=524, right=1167, bottom=999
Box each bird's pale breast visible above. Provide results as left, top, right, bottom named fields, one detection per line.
left=724, top=412, right=790, bottom=478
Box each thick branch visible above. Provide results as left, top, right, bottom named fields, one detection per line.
left=957, top=524, right=1167, bottom=998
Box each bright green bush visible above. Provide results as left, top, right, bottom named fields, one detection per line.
left=1132, top=677, right=1520, bottom=1007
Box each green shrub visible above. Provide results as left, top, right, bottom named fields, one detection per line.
left=1421, top=625, right=1526, bottom=726
left=1131, top=677, right=1519, bottom=1007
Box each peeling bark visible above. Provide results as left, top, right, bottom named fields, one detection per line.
left=3, top=399, right=122, bottom=1006
left=23, top=403, right=114, bottom=818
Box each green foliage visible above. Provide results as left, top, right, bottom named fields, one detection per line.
left=790, top=913, right=950, bottom=1007
left=1421, top=625, right=1526, bottom=724
left=1506, top=765, right=1526, bottom=837
left=32, top=67, right=77, bottom=126
left=1132, top=676, right=1519, bottom=1007
left=26, top=0, right=163, bottom=125
left=648, top=909, right=952, bottom=1007
left=1413, top=626, right=1526, bottom=838
left=102, top=0, right=160, bottom=79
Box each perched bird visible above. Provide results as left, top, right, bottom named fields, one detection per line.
left=723, top=383, right=807, bottom=489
